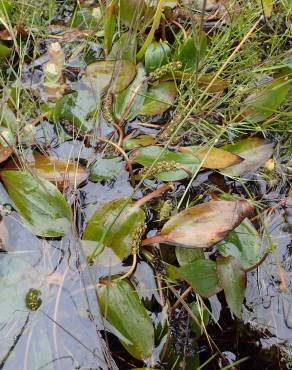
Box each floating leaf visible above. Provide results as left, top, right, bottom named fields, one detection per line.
left=132, top=145, right=199, bottom=181
left=176, top=33, right=207, bottom=71
left=178, top=259, right=222, bottom=298
left=83, top=60, right=136, bottom=94
left=145, top=200, right=254, bottom=248
left=52, top=89, right=99, bottom=132
left=242, top=79, right=289, bottom=123
left=216, top=256, right=246, bottom=318
left=180, top=146, right=243, bottom=169
left=1, top=171, right=72, bottom=237
left=123, top=135, right=154, bottom=151
left=98, top=279, right=154, bottom=360
left=175, top=247, right=204, bottom=266
left=145, top=41, right=171, bottom=73
left=108, top=32, right=137, bottom=63
left=221, top=137, right=274, bottom=177
left=114, top=64, right=148, bottom=121
left=4, top=154, right=88, bottom=190
left=82, top=199, right=145, bottom=265
left=216, top=219, right=260, bottom=269
left=89, top=157, right=123, bottom=182
left=139, top=81, right=177, bottom=116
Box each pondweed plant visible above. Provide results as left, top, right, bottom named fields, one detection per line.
left=0, top=0, right=291, bottom=369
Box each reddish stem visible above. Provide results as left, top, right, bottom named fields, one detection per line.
left=141, top=235, right=167, bottom=246
left=133, top=184, right=172, bottom=209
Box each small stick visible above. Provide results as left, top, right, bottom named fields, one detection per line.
left=133, top=184, right=172, bottom=209
left=171, top=286, right=193, bottom=311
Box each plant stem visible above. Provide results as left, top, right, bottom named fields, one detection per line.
left=136, top=0, right=165, bottom=61
left=133, top=184, right=172, bottom=208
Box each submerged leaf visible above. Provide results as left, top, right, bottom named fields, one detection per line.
left=216, top=256, right=246, bottom=318
left=123, top=135, right=154, bottom=151
left=82, top=199, right=145, bottom=265
left=155, top=200, right=254, bottom=248
left=178, top=259, right=222, bottom=298
left=1, top=171, right=72, bottom=237
left=180, top=146, right=243, bottom=169
left=139, top=81, right=177, bottom=116
left=221, top=137, right=274, bottom=177
left=98, top=279, right=154, bottom=360
left=89, top=157, right=123, bottom=181
left=83, top=60, right=136, bottom=93
left=216, top=219, right=260, bottom=269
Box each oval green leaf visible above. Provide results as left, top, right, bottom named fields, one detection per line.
left=83, top=60, right=136, bottom=94
left=114, top=64, right=147, bottom=121
left=175, top=247, right=204, bottom=266
left=82, top=198, right=146, bottom=265
left=178, top=259, right=222, bottom=298
left=1, top=171, right=72, bottom=237
left=145, top=41, right=171, bottom=73
left=216, top=218, right=261, bottom=269
left=216, top=256, right=246, bottom=318
left=139, top=81, right=177, bottom=116
left=98, top=279, right=154, bottom=360
left=89, top=157, right=123, bottom=182
left=242, top=79, right=289, bottom=123
left=176, top=33, right=207, bottom=71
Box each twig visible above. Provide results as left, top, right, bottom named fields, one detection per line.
left=133, top=184, right=172, bottom=208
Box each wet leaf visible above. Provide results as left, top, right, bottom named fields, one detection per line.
left=176, top=33, right=207, bottom=71
left=114, top=64, right=148, bottom=121
left=82, top=199, right=145, bottom=265
left=133, top=145, right=200, bottom=181
left=52, top=90, right=99, bottom=132
left=1, top=171, right=72, bottom=237
left=123, top=135, right=154, bottom=151
left=83, top=60, right=136, bottom=94
left=70, top=7, right=100, bottom=30
left=89, top=157, right=123, bottom=182
left=175, top=247, right=204, bottom=266
left=216, top=219, right=261, bottom=269
left=156, top=200, right=254, bottom=248
left=180, top=146, right=243, bottom=169
left=145, top=41, right=171, bottom=73
left=242, top=79, right=290, bottom=123
left=178, top=259, right=222, bottom=298
left=98, top=279, right=154, bottom=360
left=216, top=256, right=246, bottom=318
left=221, top=137, right=274, bottom=177
left=4, top=154, right=88, bottom=190
left=139, top=81, right=177, bottom=116
left=108, top=32, right=137, bottom=63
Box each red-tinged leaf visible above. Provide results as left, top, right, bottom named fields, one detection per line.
left=4, top=154, right=88, bottom=190
left=216, top=256, right=246, bottom=318
left=142, top=200, right=254, bottom=248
